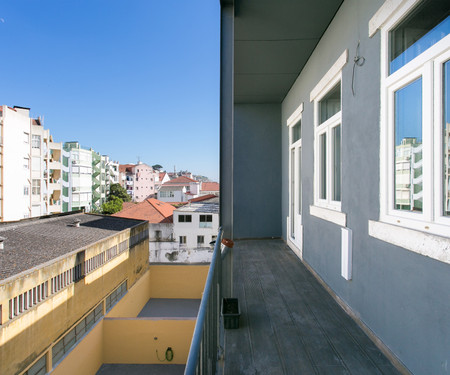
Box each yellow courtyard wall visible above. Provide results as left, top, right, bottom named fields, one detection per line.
left=102, top=319, right=195, bottom=364
left=148, top=265, right=208, bottom=299
left=51, top=320, right=104, bottom=375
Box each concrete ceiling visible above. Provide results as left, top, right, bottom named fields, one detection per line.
left=234, top=0, right=344, bottom=103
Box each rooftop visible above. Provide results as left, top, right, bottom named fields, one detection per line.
left=0, top=213, right=145, bottom=281
left=113, top=198, right=175, bottom=224
left=175, top=201, right=219, bottom=214
left=200, top=182, right=219, bottom=192
left=164, top=176, right=198, bottom=185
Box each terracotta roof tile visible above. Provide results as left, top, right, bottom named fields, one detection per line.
left=201, top=182, right=219, bottom=192
left=112, top=198, right=175, bottom=223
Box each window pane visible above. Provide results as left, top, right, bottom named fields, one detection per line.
left=290, top=148, right=295, bottom=238
left=298, top=148, right=302, bottom=215
left=319, top=133, right=327, bottom=199
left=444, top=60, right=450, bottom=216
left=332, top=125, right=341, bottom=202
left=319, top=83, right=341, bottom=124
left=394, top=78, right=423, bottom=212
left=292, top=121, right=301, bottom=143
left=390, top=0, right=450, bottom=74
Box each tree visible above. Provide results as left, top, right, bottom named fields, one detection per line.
left=102, top=196, right=123, bottom=215
left=152, top=164, right=163, bottom=171
left=109, top=183, right=131, bottom=202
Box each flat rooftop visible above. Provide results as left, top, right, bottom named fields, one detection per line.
left=176, top=202, right=219, bottom=214
left=0, top=213, right=146, bottom=281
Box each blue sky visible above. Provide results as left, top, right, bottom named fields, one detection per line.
left=0, top=0, right=220, bottom=181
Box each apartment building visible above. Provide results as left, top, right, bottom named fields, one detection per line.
left=0, top=213, right=149, bottom=375
left=219, top=0, right=450, bottom=373
left=0, top=105, right=62, bottom=221
left=157, top=176, right=201, bottom=203
left=62, top=143, right=119, bottom=212
left=173, top=196, right=219, bottom=250
left=62, top=142, right=93, bottom=212
left=119, top=162, right=156, bottom=202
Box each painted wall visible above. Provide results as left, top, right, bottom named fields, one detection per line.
left=148, top=265, right=209, bottom=299
left=52, top=320, right=104, bottom=375
left=233, top=104, right=281, bottom=239
left=103, top=319, right=195, bottom=365
left=280, top=1, right=450, bottom=374
left=173, top=209, right=219, bottom=249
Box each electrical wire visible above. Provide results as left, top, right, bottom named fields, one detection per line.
left=352, top=40, right=366, bottom=96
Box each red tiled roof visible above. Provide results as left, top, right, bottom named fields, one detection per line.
left=112, top=198, right=175, bottom=223
left=165, top=176, right=198, bottom=185
left=201, top=182, right=219, bottom=192
left=159, top=172, right=166, bottom=179
left=119, top=164, right=134, bottom=173
left=189, top=194, right=217, bottom=203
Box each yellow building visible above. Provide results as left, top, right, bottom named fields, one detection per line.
left=0, top=213, right=150, bottom=375
left=0, top=212, right=209, bottom=375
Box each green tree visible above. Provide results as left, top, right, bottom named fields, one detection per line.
left=102, top=196, right=123, bottom=215
left=152, top=164, right=163, bottom=171
left=109, top=183, right=131, bottom=202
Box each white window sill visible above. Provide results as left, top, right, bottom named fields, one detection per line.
left=368, top=220, right=450, bottom=265
left=310, top=205, right=347, bottom=227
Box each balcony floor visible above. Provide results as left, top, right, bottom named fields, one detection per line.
left=222, top=240, right=400, bottom=375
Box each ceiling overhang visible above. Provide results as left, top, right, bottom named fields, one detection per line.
left=234, top=0, right=344, bottom=104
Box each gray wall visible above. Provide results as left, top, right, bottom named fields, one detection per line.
left=280, top=1, right=450, bottom=374
left=233, top=103, right=281, bottom=239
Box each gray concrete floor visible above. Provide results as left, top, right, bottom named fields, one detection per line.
left=222, top=240, right=401, bottom=375
left=137, top=298, right=201, bottom=318
left=96, top=364, right=185, bottom=375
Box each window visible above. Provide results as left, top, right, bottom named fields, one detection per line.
left=378, top=0, right=450, bottom=237
left=24, top=132, right=29, bottom=144
left=32, top=179, right=40, bottom=195
left=160, top=190, right=175, bottom=198
left=155, top=230, right=161, bottom=240
left=178, top=214, right=192, bottom=223
left=23, top=157, right=30, bottom=169
left=24, top=186, right=29, bottom=196
left=197, top=235, right=204, bottom=245
left=287, top=103, right=303, bottom=247
left=314, top=76, right=342, bottom=210
left=31, top=135, right=41, bottom=149
left=199, top=214, right=213, bottom=228
left=179, top=236, right=187, bottom=244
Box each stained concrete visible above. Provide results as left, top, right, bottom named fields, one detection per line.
left=138, top=298, right=201, bottom=318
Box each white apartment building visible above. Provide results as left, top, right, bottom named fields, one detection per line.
left=173, top=198, right=219, bottom=249
left=62, top=142, right=93, bottom=212
left=0, top=105, right=62, bottom=221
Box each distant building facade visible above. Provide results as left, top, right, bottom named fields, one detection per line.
left=0, top=105, right=62, bottom=221
left=119, top=163, right=156, bottom=202
left=173, top=197, right=219, bottom=250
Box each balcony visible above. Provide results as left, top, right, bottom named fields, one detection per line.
left=186, top=239, right=401, bottom=375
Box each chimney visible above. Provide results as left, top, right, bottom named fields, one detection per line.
left=0, top=236, right=5, bottom=250
left=72, top=219, right=81, bottom=227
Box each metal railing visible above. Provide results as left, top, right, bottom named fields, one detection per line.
left=185, top=228, right=233, bottom=375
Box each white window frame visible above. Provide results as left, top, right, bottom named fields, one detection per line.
left=310, top=50, right=348, bottom=225
left=377, top=0, right=450, bottom=238
left=287, top=102, right=303, bottom=252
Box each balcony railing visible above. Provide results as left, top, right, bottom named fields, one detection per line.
left=185, top=228, right=233, bottom=375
